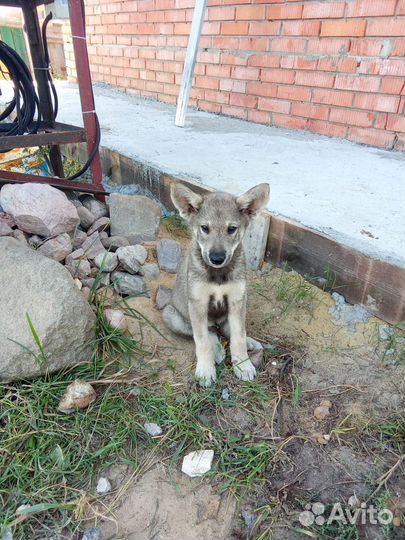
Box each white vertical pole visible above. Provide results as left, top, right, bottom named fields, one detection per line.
left=175, top=0, right=207, bottom=127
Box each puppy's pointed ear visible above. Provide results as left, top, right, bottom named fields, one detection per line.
left=236, top=183, right=270, bottom=216
left=170, top=183, right=203, bottom=219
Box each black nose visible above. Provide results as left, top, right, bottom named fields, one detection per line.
left=209, top=251, right=226, bottom=266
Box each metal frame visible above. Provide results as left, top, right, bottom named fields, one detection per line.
left=0, top=0, right=103, bottom=194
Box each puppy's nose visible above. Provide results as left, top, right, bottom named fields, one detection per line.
left=209, top=251, right=226, bottom=266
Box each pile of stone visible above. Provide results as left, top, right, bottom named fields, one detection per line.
left=0, top=183, right=182, bottom=304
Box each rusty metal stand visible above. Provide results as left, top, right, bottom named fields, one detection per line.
left=0, top=0, right=105, bottom=195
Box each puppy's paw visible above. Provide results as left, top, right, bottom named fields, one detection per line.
left=195, top=361, right=217, bottom=387
left=233, top=358, right=257, bottom=382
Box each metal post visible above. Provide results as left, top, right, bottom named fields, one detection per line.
left=68, top=0, right=103, bottom=191
left=175, top=0, right=207, bottom=127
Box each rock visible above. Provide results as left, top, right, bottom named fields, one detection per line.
left=142, top=263, right=160, bottom=282
left=144, top=422, right=163, bottom=436
left=81, top=287, right=91, bottom=301
left=112, top=271, right=148, bottom=296
left=82, top=231, right=106, bottom=259
left=98, top=273, right=110, bottom=288
left=80, top=195, right=109, bottom=220
left=109, top=194, right=160, bottom=243
left=0, top=238, right=95, bottom=382
left=58, top=380, right=96, bottom=414
left=38, top=233, right=72, bottom=262
left=101, top=235, right=130, bottom=251
left=94, top=287, right=115, bottom=307
left=105, top=309, right=127, bottom=330
left=156, top=286, right=172, bottom=310
left=87, top=217, right=110, bottom=236
left=94, top=251, right=118, bottom=272
left=81, top=528, right=103, bottom=540
left=74, top=279, right=83, bottom=290
left=72, top=229, right=87, bottom=250
left=12, top=229, right=28, bottom=244
left=28, top=234, right=43, bottom=248
left=66, top=253, right=91, bottom=279
left=116, top=246, right=145, bottom=274
left=96, top=477, right=111, bottom=495
left=15, top=504, right=31, bottom=515
left=2, top=529, right=12, bottom=540
left=156, top=239, right=181, bottom=273
left=0, top=183, right=79, bottom=236
left=82, top=277, right=96, bottom=289
left=241, top=510, right=256, bottom=531
left=100, top=231, right=108, bottom=240
left=0, top=221, right=12, bottom=236
left=0, top=212, right=15, bottom=228
left=221, top=388, right=231, bottom=401
left=182, top=450, right=214, bottom=477
left=77, top=206, right=96, bottom=230
left=379, top=325, right=394, bottom=341
left=314, top=400, right=332, bottom=421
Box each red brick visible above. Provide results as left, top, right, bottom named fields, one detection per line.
left=230, top=93, right=258, bottom=107
left=204, top=90, right=229, bottom=104
left=221, top=22, right=249, bottom=35
left=174, top=22, right=191, bottom=34
left=249, top=21, right=281, bottom=35
left=267, top=4, right=303, bottom=19
left=222, top=53, right=248, bottom=66
left=381, top=77, right=405, bottom=94
left=295, top=71, right=335, bottom=88
left=386, top=114, right=405, bottom=131
left=195, top=76, right=219, bottom=90
left=313, top=88, right=354, bottom=107
left=273, top=114, right=308, bottom=130
left=130, top=58, right=146, bottom=69
left=212, top=37, right=239, bottom=49
left=346, top=0, right=397, bottom=17
left=294, top=57, right=318, bottom=70
left=261, top=68, right=296, bottom=84
left=307, top=38, right=350, bottom=54
left=221, top=105, right=248, bottom=120
left=283, top=20, right=321, bottom=36
left=349, top=39, right=386, bottom=56
left=366, top=18, right=405, bottom=36
left=239, top=38, right=270, bottom=51
left=220, top=79, right=247, bottom=93
left=156, top=49, right=175, bottom=61
left=374, top=112, right=388, bottom=129
left=335, top=75, right=381, bottom=92
left=202, top=22, right=221, bottom=35
left=247, top=82, right=278, bottom=97
left=302, top=2, right=345, bottom=19
left=248, top=55, right=280, bottom=68
left=165, top=9, right=187, bottom=22
left=307, top=119, right=347, bottom=138
left=392, top=39, right=405, bottom=56
left=348, top=127, right=395, bottom=148
left=394, top=134, right=405, bottom=151
left=291, top=103, right=329, bottom=120
left=271, top=38, right=307, bottom=52
left=156, top=72, right=175, bottom=84
left=208, top=7, right=235, bottom=20
left=247, top=109, right=271, bottom=124
left=259, top=97, right=291, bottom=113
left=146, top=11, right=165, bottom=22
left=321, top=20, right=366, bottom=37
left=329, top=108, right=374, bottom=127
left=397, top=0, right=405, bottom=15
left=317, top=58, right=358, bottom=73
left=206, top=64, right=232, bottom=77
left=235, top=6, right=266, bottom=20
left=158, top=93, right=177, bottom=105
left=280, top=56, right=295, bottom=68
left=198, top=51, right=220, bottom=63
left=231, top=66, right=260, bottom=80
left=277, top=85, right=312, bottom=101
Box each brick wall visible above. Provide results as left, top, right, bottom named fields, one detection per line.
left=72, top=0, right=404, bottom=149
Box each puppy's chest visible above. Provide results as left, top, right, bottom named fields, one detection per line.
left=191, top=282, right=245, bottom=321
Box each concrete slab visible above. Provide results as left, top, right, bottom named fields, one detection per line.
left=48, top=83, right=405, bottom=268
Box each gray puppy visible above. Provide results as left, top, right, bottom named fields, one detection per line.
left=162, top=182, right=270, bottom=386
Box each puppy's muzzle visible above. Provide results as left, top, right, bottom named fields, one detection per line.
left=209, top=250, right=226, bottom=266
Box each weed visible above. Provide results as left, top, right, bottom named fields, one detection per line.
left=8, top=313, right=49, bottom=370
left=161, top=213, right=190, bottom=238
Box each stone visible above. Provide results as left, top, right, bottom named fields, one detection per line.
left=181, top=449, right=214, bottom=478
left=379, top=325, right=394, bottom=341
left=72, top=229, right=87, bottom=249
left=28, top=235, right=43, bottom=248
left=156, top=286, right=172, bottom=310
left=58, top=380, right=97, bottom=414
left=77, top=206, right=96, bottom=230
left=82, top=277, right=96, bottom=289
left=98, top=273, right=110, bottom=287
left=80, top=195, right=109, bottom=220
left=82, top=231, right=106, bottom=259
left=241, top=510, right=256, bottom=531
left=142, top=263, right=160, bottom=282
left=221, top=388, right=231, bottom=401
left=74, top=279, right=82, bottom=290
left=0, top=221, right=12, bottom=236
left=0, top=238, right=95, bottom=382
left=94, top=251, right=118, bottom=272
left=109, top=194, right=160, bottom=243
left=0, top=183, right=79, bottom=236
left=12, top=229, right=28, bottom=244
left=156, top=239, right=181, bottom=273
left=101, top=235, right=130, bottom=251
left=38, top=233, right=72, bottom=262
left=87, top=217, right=110, bottom=236
left=105, top=309, right=127, bottom=330
left=116, top=246, right=145, bottom=274
left=144, top=422, right=163, bottom=436
left=66, top=254, right=91, bottom=279
left=314, top=400, right=332, bottom=421
left=96, top=477, right=111, bottom=495
left=81, top=528, right=103, bottom=540
left=81, top=287, right=91, bottom=301
left=112, top=271, right=148, bottom=296
left=0, top=212, right=15, bottom=228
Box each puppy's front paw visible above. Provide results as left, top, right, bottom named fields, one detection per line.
left=233, top=358, right=256, bottom=382
left=195, top=361, right=217, bottom=387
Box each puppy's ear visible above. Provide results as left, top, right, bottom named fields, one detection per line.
left=170, top=183, right=203, bottom=219
left=236, top=183, right=270, bottom=216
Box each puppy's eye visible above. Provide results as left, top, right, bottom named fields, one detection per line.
left=200, top=225, right=209, bottom=234
left=227, top=225, right=237, bottom=235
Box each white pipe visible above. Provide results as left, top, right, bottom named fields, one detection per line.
left=175, top=0, right=207, bottom=127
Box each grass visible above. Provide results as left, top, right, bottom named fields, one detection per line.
left=161, top=213, right=190, bottom=238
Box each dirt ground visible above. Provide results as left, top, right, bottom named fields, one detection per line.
left=91, top=224, right=405, bottom=540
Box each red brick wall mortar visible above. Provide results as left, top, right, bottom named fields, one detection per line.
left=68, top=0, right=405, bottom=150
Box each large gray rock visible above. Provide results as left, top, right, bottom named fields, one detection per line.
left=109, top=194, right=160, bottom=243
left=0, top=183, right=79, bottom=236
left=157, top=239, right=181, bottom=273
left=116, top=245, right=145, bottom=274
left=0, top=237, right=95, bottom=382
left=112, top=271, right=148, bottom=296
